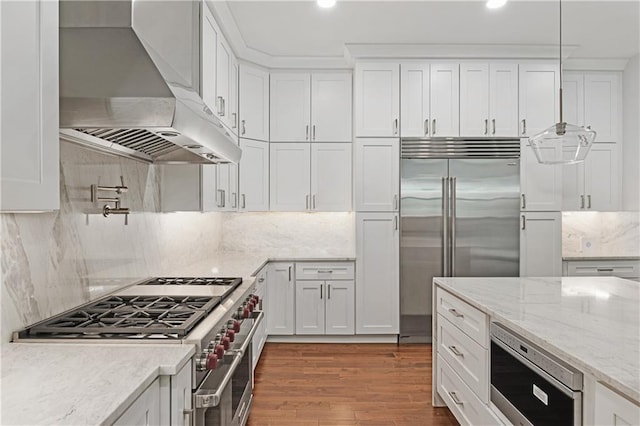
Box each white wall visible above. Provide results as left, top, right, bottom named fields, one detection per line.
left=623, top=54, right=640, bottom=211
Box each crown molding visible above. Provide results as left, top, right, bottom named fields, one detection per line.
left=563, top=58, right=629, bottom=71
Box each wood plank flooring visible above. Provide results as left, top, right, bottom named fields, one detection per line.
left=247, top=343, right=459, bottom=426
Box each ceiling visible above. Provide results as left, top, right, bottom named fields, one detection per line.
left=224, top=0, right=639, bottom=61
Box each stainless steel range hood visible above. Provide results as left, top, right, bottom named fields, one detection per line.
left=59, top=0, right=241, bottom=164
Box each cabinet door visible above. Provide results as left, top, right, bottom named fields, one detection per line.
left=229, top=55, right=239, bottom=135
left=561, top=161, right=586, bottom=211
left=217, top=37, right=231, bottom=124
left=311, top=143, right=352, bottom=212
left=520, top=140, right=563, bottom=211
left=239, top=64, right=269, bottom=141
left=239, top=138, right=269, bottom=211
left=584, top=73, right=619, bottom=142
left=400, top=63, right=430, bottom=137
left=354, top=138, right=399, bottom=212
left=460, top=63, right=489, bottom=137
left=201, top=5, right=218, bottom=115
left=585, top=144, right=619, bottom=211
left=519, top=63, right=559, bottom=137
left=214, top=163, right=238, bottom=211
left=266, top=263, right=295, bottom=335
left=170, top=361, right=192, bottom=426
left=354, top=63, right=400, bottom=137
left=594, top=382, right=640, bottom=426
left=325, top=280, right=355, bottom=335
left=356, top=212, right=400, bottom=334
left=270, top=73, right=311, bottom=142
left=430, top=63, right=460, bottom=137
left=311, top=72, right=352, bottom=142
left=520, top=212, right=561, bottom=277
left=562, top=72, right=585, bottom=127
left=270, top=143, right=311, bottom=211
left=489, top=63, right=519, bottom=137
left=295, top=280, right=325, bottom=335
left=114, top=378, right=161, bottom=426
left=1, top=0, right=59, bottom=211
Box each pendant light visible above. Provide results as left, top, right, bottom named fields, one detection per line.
left=529, top=0, right=596, bottom=165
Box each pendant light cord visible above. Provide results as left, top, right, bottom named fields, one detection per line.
left=559, top=0, right=564, bottom=123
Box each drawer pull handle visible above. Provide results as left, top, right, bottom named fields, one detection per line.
left=448, top=308, right=464, bottom=318
left=449, top=391, right=464, bottom=406
left=596, top=268, right=614, bottom=272
left=448, top=345, right=464, bottom=357
left=317, top=270, right=334, bottom=274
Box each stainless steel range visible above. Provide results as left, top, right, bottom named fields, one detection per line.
left=13, top=276, right=263, bottom=426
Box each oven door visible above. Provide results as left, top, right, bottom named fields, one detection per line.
left=193, top=311, right=264, bottom=426
left=490, top=339, right=582, bottom=426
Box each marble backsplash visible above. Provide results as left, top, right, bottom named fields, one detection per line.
left=1, top=140, right=356, bottom=342
left=562, top=211, right=640, bottom=258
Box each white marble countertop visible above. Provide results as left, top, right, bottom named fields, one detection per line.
left=434, top=276, right=640, bottom=403
left=562, top=256, right=640, bottom=261
left=1, top=343, right=194, bottom=425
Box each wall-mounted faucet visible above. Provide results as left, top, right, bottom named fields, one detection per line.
left=91, top=176, right=130, bottom=225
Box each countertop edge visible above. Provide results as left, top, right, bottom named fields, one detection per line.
left=249, top=257, right=356, bottom=276
left=562, top=256, right=640, bottom=261
left=433, top=277, right=640, bottom=404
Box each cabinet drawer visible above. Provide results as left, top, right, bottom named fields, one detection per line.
left=437, top=354, right=500, bottom=426
left=437, top=314, right=489, bottom=402
left=296, top=262, right=355, bottom=280
left=436, top=287, right=488, bottom=348
left=566, top=260, right=640, bottom=279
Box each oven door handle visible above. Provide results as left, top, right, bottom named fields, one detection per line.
left=195, top=311, right=264, bottom=409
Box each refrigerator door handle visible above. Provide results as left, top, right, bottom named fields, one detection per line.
left=442, top=177, right=449, bottom=277
left=450, top=177, right=457, bottom=277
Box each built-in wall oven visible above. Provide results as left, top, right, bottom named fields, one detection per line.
left=490, top=323, right=583, bottom=426
left=193, top=310, right=263, bottom=426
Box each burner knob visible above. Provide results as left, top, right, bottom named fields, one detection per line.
left=206, top=353, right=218, bottom=370
left=242, top=307, right=250, bottom=318
left=222, top=336, right=231, bottom=350
left=226, top=329, right=235, bottom=342
left=215, top=344, right=225, bottom=359
left=247, top=301, right=255, bottom=312
left=252, top=295, right=260, bottom=305
left=233, top=320, right=241, bottom=333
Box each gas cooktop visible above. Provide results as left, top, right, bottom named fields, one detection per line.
left=15, top=276, right=245, bottom=341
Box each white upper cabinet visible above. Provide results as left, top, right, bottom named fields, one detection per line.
left=489, top=63, right=519, bottom=136
left=311, top=73, right=352, bottom=142
left=270, top=73, right=311, bottom=142
left=270, top=72, right=352, bottom=142
left=400, top=62, right=459, bottom=137
left=270, top=143, right=351, bottom=212
left=400, top=63, right=430, bottom=137
left=201, top=5, right=218, bottom=115
left=354, top=138, right=399, bottom=212
left=1, top=0, right=60, bottom=211
left=239, top=64, right=270, bottom=141
left=519, top=63, right=559, bottom=137
left=229, top=56, right=239, bottom=134
left=563, top=72, right=620, bottom=142
left=430, top=63, right=460, bottom=137
left=355, top=63, right=400, bottom=137
left=311, top=143, right=352, bottom=211
left=520, top=140, right=563, bottom=211
left=216, top=37, right=231, bottom=122
left=564, top=144, right=620, bottom=211
left=270, top=143, right=311, bottom=211
left=461, top=63, right=518, bottom=137
left=239, top=138, right=269, bottom=211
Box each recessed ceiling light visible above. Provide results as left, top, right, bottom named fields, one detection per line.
left=317, top=0, right=336, bottom=8
left=486, top=0, right=507, bottom=9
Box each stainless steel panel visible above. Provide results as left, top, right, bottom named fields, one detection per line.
left=400, top=159, right=447, bottom=342
left=449, top=159, right=520, bottom=277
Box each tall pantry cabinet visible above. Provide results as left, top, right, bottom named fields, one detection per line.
left=354, top=62, right=400, bottom=335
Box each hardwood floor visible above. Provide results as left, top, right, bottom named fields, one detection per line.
left=247, top=343, right=459, bottom=426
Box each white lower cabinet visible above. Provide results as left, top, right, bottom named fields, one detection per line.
left=252, top=267, right=268, bottom=370
left=266, top=262, right=295, bottom=335
left=520, top=211, right=562, bottom=277
left=594, top=382, right=640, bottom=426
left=114, top=378, right=162, bottom=426
left=564, top=259, right=640, bottom=280
left=169, top=361, right=192, bottom=426
left=355, top=212, right=399, bottom=334
left=295, top=279, right=355, bottom=335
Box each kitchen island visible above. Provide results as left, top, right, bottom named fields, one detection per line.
left=432, top=276, right=640, bottom=425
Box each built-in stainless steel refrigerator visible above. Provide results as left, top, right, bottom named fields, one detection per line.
left=399, top=138, right=521, bottom=343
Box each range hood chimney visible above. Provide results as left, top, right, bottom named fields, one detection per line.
left=59, top=0, right=241, bottom=164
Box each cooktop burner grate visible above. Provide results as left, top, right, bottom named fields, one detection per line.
left=90, top=295, right=221, bottom=313
left=142, top=277, right=242, bottom=287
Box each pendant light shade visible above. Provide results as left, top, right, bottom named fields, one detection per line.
left=530, top=122, right=596, bottom=165
left=529, top=0, right=596, bottom=165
